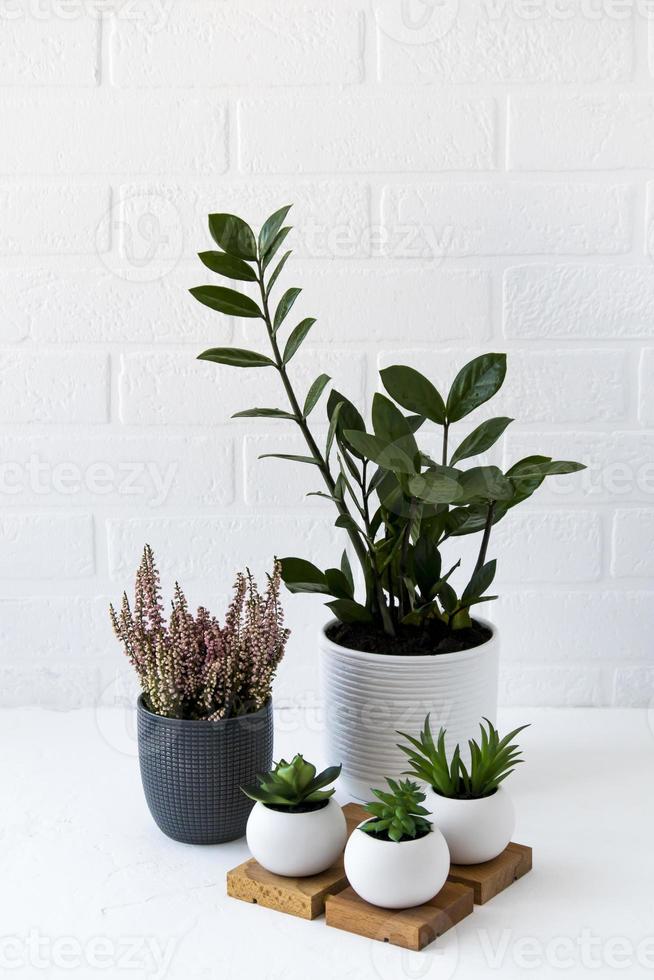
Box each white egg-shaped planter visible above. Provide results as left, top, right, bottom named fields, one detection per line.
left=246, top=798, right=347, bottom=877
left=344, top=822, right=450, bottom=909
left=425, top=786, right=515, bottom=864
left=320, top=618, right=499, bottom=800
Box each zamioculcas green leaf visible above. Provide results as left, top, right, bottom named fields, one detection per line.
left=372, top=393, right=419, bottom=459
left=462, top=559, right=496, bottom=603
left=280, top=557, right=329, bottom=593
left=197, top=251, right=257, bottom=281
left=450, top=417, right=513, bottom=466
left=408, top=467, right=462, bottom=504
left=208, top=213, right=257, bottom=260
left=345, top=430, right=418, bottom=476
left=283, top=318, right=315, bottom=363
left=262, top=227, right=292, bottom=269
left=274, top=287, right=302, bottom=333
left=266, top=250, right=292, bottom=298
left=259, top=453, right=319, bottom=465
left=258, top=204, right=292, bottom=255
left=232, top=408, right=296, bottom=420
left=303, top=374, right=331, bottom=417
left=380, top=365, right=446, bottom=424
left=190, top=285, right=262, bottom=318
left=446, top=353, right=507, bottom=422
left=198, top=347, right=274, bottom=368
left=326, top=598, right=372, bottom=624
left=458, top=465, right=514, bottom=502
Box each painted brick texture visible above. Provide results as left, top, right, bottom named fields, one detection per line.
left=1, top=1, right=651, bottom=709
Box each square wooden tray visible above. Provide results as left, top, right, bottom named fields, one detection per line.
left=448, top=842, right=533, bottom=904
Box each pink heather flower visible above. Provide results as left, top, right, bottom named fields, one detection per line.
left=109, top=545, right=290, bottom=720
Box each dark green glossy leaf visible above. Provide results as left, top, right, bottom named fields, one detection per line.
left=190, top=285, right=262, bottom=318
left=231, top=407, right=296, bottom=420
left=197, top=251, right=257, bottom=281
left=345, top=430, right=418, bottom=475
left=283, top=317, right=315, bottom=364
left=258, top=204, right=292, bottom=255
left=273, top=287, right=302, bottom=333
left=505, top=455, right=550, bottom=508
left=446, top=353, right=507, bottom=422
left=458, top=465, right=514, bottom=502
left=326, top=401, right=342, bottom=458
left=413, top=536, right=442, bottom=599
left=509, top=459, right=586, bottom=479
left=437, top=581, right=457, bottom=614
left=408, top=467, right=462, bottom=505
left=325, top=567, right=354, bottom=600
left=462, top=559, right=497, bottom=603
left=280, top=557, right=330, bottom=594
left=380, top=365, right=446, bottom=424
left=266, top=250, right=292, bottom=298
left=208, top=213, right=257, bottom=260
left=303, top=373, right=331, bottom=417
left=327, top=389, right=365, bottom=458
left=372, top=393, right=419, bottom=459
left=259, top=453, right=319, bottom=465
left=340, top=550, right=354, bottom=595
left=262, top=227, right=292, bottom=270
left=197, top=346, right=273, bottom=368
left=326, top=598, right=372, bottom=624
left=450, top=417, right=513, bottom=466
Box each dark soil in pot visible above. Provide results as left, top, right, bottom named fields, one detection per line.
left=264, top=799, right=330, bottom=814
left=326, top=618, right=491, bottom=656
left=360, top=820, right=431, bottom=844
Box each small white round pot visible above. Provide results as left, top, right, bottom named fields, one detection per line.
left=246, top=798, right=347, bottom=877
left=425, top=786, right=515, bottom=864
left=320, top=618, right=500, bottom=800
left=344, top=822, right=450, bottom=909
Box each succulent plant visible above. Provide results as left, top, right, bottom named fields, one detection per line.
left=242, top=755, right=341, bottom=808
left=398, top=715, right=529, bottom=800
left=189, top=204, right=586, bottom=643
left=360, top=778, right=432, bottom=843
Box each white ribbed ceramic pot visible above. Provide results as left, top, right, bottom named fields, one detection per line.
left=320, top=618, right=499, bottom=800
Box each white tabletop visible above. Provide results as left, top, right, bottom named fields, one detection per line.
left=3, top=706, right=652, bottom=980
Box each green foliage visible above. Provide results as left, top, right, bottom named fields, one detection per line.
left=360, top=778, right=432, bottom=843
left=398, top=715, right=529, bottom=800
left=241, top=754, right=341, bottom=807
left=190, top=204, right=586, bottom=642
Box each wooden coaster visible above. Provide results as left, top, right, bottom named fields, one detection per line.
left=447, top=842, right=532, bottom=905
left=226, top=802, right=367, bottom=920
left=325, top=881, right=474, bottom=951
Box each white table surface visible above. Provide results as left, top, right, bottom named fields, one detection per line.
left=2, top=706, right=653, bottom=980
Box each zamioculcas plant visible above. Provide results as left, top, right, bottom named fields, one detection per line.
left=190, top=205, right=585, bottom=651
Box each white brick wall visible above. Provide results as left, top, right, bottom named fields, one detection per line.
left=2, top=0, right=653, bottom=709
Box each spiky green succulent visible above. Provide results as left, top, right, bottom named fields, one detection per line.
left=398, top=715, right=529, bottom=800
left=242, top=754, right=341, bottom=807
left=360, top=778, right=432, bottom=843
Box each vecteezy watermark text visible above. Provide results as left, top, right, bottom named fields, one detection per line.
left=0, top=455, right=177, bottom=508
left=0, top=0, right=172, bottom=31
left=0, top=931, right=177, bottom=977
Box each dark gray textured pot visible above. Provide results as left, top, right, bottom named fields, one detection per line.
left=137, top=696, right=273, bottom=844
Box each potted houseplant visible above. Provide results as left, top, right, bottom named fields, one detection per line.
left=242, top=754, right=346, bottom=876
left=189, top=204, right=585, bottom=798
left=398, top=715, right=528, bottom=864
left=344, top=778, right=450, bottom=908
left=110, top=545, right=289, bottom=844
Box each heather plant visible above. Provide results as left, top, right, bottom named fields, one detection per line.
left=109, top=545, right=289, bottom=720
left=190, top=205, right=585, bottom=646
